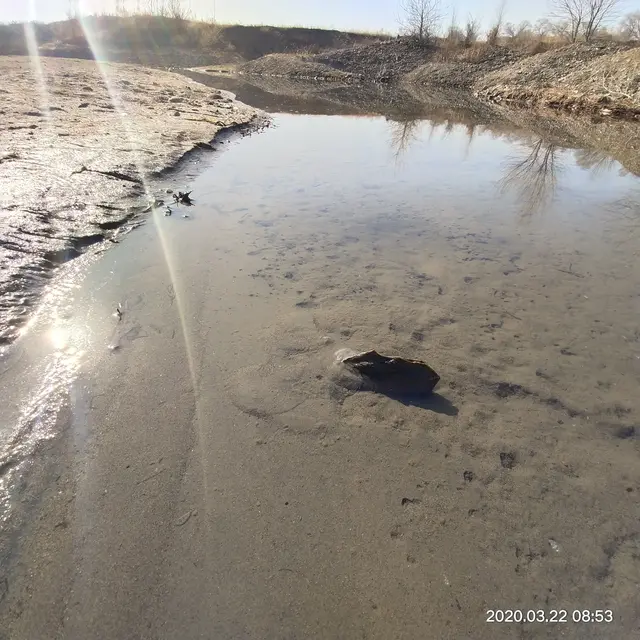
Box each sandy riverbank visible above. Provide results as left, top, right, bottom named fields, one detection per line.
left=0, top=55, right=262, bottom=345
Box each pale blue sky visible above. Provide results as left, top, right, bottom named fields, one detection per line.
left=0, top=0, right=594, bottom=32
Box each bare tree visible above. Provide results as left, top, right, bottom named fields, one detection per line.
left=620, top=11, right=640, bottom=40
left=398, top=0, right=443, bottom=43
left=389, top=118, right=422, bottom=161
left=583, top=0, right=621, bottom=40
left=551, top=0, right=584, bottom=41
left=551, top=0, right=621, bottom=42
left=464, top=14, right=480, bottom=46
left=499, top=139, right=562, bottom=216
left=487, top=0, right=507, bottom=45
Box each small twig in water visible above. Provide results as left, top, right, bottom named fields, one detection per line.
left=503, top=311, right=521, bottom=321
left=555, top=267, right=584, bottom=278
left=136, top=468, right=166, bottom=485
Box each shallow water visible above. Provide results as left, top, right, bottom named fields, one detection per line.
left=3, top=81, right=640, bottom=637
left=3, top=92, right=639, bottom=506
left=1, top=74, right=638, bottom=348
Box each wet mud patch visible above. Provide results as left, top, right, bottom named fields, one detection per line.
left=226, top=324, right=342, bottom=436
left=0, top=56, right=261, bottom=345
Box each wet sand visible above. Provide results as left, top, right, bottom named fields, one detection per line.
left=0, top=56, right=261, bottom=344
left=1, top=94, right=640, bottom=638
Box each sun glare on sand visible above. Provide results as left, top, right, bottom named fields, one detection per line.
left=19, top=2, right=215, bottom=524
left=21, top=0, right=197, bottom=388
left=49, top=326, right=70, bottom=351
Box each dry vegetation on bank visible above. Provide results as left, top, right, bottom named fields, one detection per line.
left=475, top=42, right=640, bottom=116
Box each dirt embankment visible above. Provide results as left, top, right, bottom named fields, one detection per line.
left=240, top=39, right=436, bottom=81
left=475, top=42, right=640, bottom=118
left=0, top=18, right=388, bottom=68
left=240, top=38, right=640, bottom=119
left=314, top=39, right=438, bottom=80
left=404, top=44, right=530, bottom=89
left=237, top=54, right=354, bottom=81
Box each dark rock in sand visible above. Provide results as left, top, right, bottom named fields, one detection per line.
left=341, top=350, right=440, bottom=396
left=173, top=191, right=194, bottom=205
left=492, top=381, right=528, bottom=398
left=613, top=425, right=636, bottom=439
left=500, top=451, right=517, bottom=469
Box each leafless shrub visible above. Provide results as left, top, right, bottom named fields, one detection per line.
left=457, top=42, right=491, bottom=62
left=533, top=18, right=553, bottom=38
left=504, top=20, right=533, bottom=41
left=445, top=9, right=463, bottom=45
left=619, top=11, right=640, bottom=40
left=464, top=15, right=480, bottom=46
left=487, top=0, right=507, bottom=45
left=524, top=40, right=551, bottom=54
left=166, top=0, right=191, bottom=21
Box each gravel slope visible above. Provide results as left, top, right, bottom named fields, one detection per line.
left=474, top=42, right=640, bottom=116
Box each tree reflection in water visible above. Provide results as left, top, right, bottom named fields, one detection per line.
left=388, top=118, right=422, bottom=162
left=574, top=148, right=629, bottom=178
left=387, top=116, right=462, bottom=163
left=499, top=139, right=563, bottom=216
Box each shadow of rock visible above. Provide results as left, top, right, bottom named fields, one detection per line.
left=381, top=390, right=459, bottom=415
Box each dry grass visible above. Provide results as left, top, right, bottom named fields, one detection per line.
left=560, top=47, right=640, bottom=105
left=434, top=38, right=560, bottom=63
